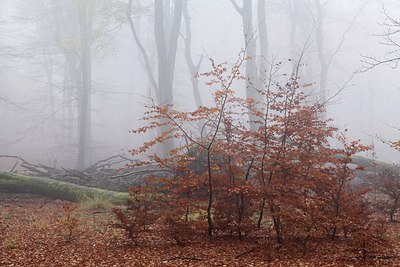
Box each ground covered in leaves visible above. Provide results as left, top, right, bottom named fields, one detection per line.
left=1, top=194, right=400, bottom=266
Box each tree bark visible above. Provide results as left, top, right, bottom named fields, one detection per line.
left=154, top=0, right=183, bottom=158
left=183, top=1, right=203, bottom=109
left=231, top=0, right=265, bottom=131
left=77, top=0, right=93, bottom=170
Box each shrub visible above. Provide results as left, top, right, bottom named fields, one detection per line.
left=112, top=186, right=158, bottom=244
left=58, top=203, right=79, bottom=243
left=115, top=53, right=386, bottom=259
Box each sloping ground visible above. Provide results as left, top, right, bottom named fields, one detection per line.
left=0, top=172, right=127, bottom=203
left=1, top=195, right=400, bottom=266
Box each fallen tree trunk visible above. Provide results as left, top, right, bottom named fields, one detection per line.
left=0, top=155, right=146, bottom=191
left=0, top=172, right=127, bottom=203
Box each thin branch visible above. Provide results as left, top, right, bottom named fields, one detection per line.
left=327, top=0, right=368, bottom=68
left=182, top=1, right=204, bottom=107
left=109, top=168, right=173, bottom=179
left=167, top=256, right=203, bottom=261
left=361, top=3, right=400, bottom=71
left=318, top=71, right=356, bottom=108
left=88, top=155, right=135, bottom=170
left=126, top=0, right=158, bottom=97
left=230, top=0, right=243, bottom=15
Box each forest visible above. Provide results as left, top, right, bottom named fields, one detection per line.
left=1, top=0, right=400, bottom=266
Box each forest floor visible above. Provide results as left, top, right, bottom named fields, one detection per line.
left=1, top=194, right=400, bottom=266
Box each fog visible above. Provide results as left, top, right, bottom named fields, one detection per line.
left=1, top=0, right=400, bottom=170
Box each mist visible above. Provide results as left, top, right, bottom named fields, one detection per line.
left=1, top=0, right=399, bottom=169
left=4, top=1, right=400, bottom=265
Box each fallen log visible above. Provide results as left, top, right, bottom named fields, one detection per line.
left=0, top=155, right=143, bottom=191
left=0, top=172, right=127, bottom=203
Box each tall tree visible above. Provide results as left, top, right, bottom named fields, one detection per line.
left=46, top=0, right=93, bottom=169
left=76, top=0, right=94, bottom=170
left=45, top=0, right=119, bottom=168
left=155, top=0, right=183, bottom=157
left=230, top=0, right=268, bottom=131
left=313, top=0, right=366, bottom=107
left=126, top=0, right=184, bottom=158
left=182, top=0, right=203, bottom=109
left=287, top=0, right=312, bottom=74
left=257, top=0, right=268, bottom=81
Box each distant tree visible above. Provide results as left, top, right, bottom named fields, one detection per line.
left=34, top=0, right=122, bottom=169
left=0, top=1, right=28, bottom=140
left=287, top=0, right=312, bottom=66
left=362, top=5, right=400, bottom=70
left=312, top=0, right=366, bottom=108
left=75, top=0, right=94, bottom=170
left=283, top=0, right=366, bottom=111
left=126, top=0, right=184, bottom=158
left=230, top=0, right=268, bottom=131
left=361, top=3, right=400, bottom=170
left=182, top=0, right=203, bottom=109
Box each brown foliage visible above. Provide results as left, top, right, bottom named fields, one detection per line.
left=369, top=166, right=400, bottom=222
left=0, top=195, right=398, bottom=265
left=116, top=53, right=387, bottom=259
left=112, top=186, right=158, bottom=244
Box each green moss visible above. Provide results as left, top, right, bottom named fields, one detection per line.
left=0, top=172, right=127, bottom=204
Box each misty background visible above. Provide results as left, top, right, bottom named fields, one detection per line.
left=0, top=0, right=399, bottom=170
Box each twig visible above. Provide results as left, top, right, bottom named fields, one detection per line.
left=354, top=254, right=400, bottom=260
left=167, top=255, right=203, bottom=261
left=10, top=161, right=18, bottom=173
left=109, top=169, right=173, bottom=179
left=88, top=155, right=134, bottom=170
left=234, top=245, right=260, bottom=259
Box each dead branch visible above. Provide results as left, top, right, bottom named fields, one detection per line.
left=88, top=155, right=135, bottom=170
left=167, top=255, right=203, bottom=261
left=234, top=245, right=261, bottom=259
left=10, top=161, right=18, bottom=173
left=126, top=0, right=158, bottom=98
left=109, top=168, right=173, bottom=179
left=0, top=155, right=173, bottom=191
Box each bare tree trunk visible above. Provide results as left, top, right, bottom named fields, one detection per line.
left=314, top=0, right=328, bottom=107
left=65, top=50, right=80, bottom=146
left=182, top=1, right=204, bottom=134
left=77, top=0, right=93, bottom=170
left=134, top=9, right=157, bottom=142
left=288, top=0, right=298, bottom=64
left=257, top=0, right=268, bottom=80
left=231, top=0, right=262, bottom=131
left=288, top=0, right=313, bottom=78
left=126, top=0, right=183, bottom=158
left=154, top=0, right=183, bottom=158
left=42, top=48, right=55, bottom=115
left=50, top=0, right=83, bottom=165
left=313, top=0, right=365, bottom=110
left=242, top=0, right=259, bottom=131
left=182, top=1, right=203, bottom=108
